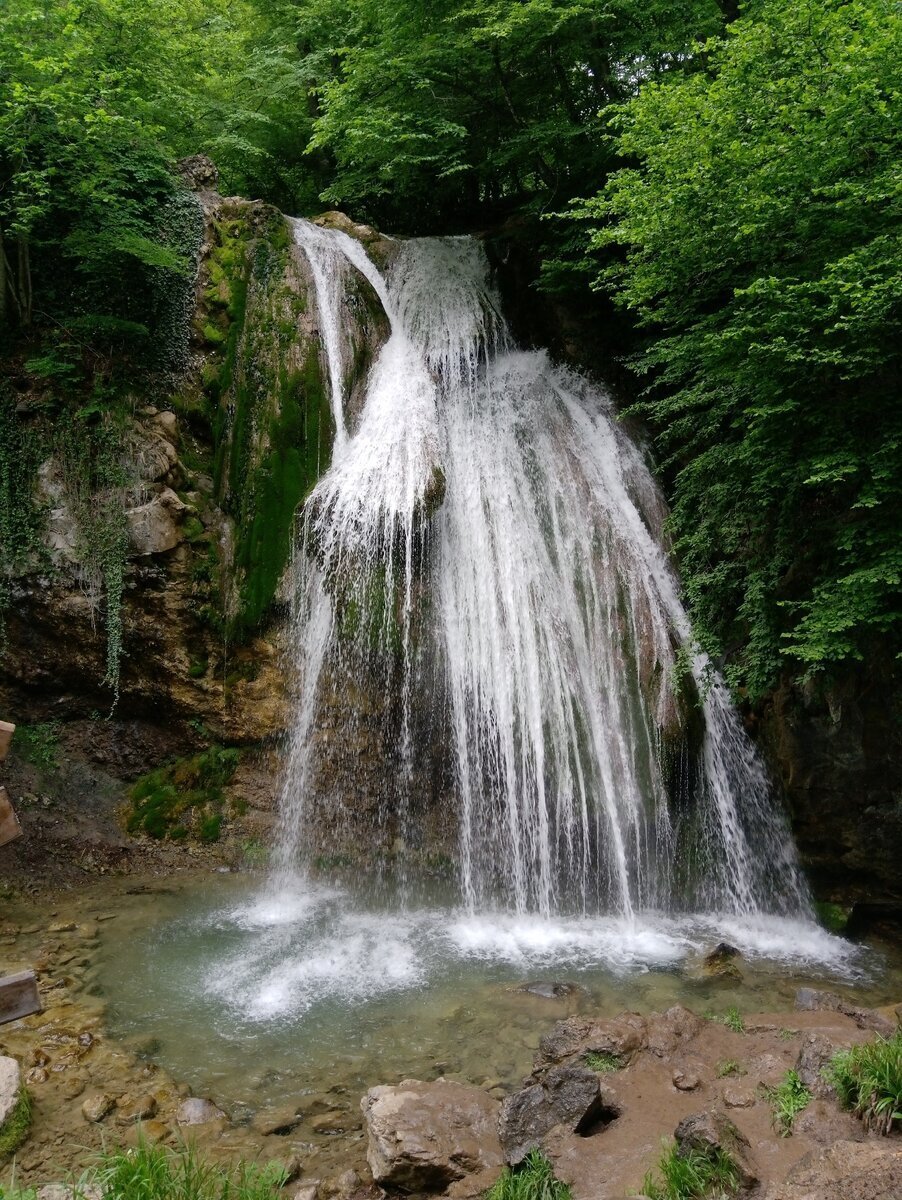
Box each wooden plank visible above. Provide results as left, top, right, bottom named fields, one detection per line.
left=0, top=720, right=13, bottom=762
left=0, top=970, right=42, bottom=1025
left=0, top=787, right=22, bottom=848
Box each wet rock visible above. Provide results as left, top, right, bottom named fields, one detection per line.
left=48, top=922, right=76, bottom=934
left=721, top=1085, right=756, bottom=1109
left=253, top=1107, right=303, bottom=1136
left=115, top=1093, right=157, bottom=1125
left=499, top=1066, right=619, bottom=1167
left=672, top=1065, right=702, bottom=1092
left=703, top=943, right=743, bottom=980
left=674, top=1110, right=757, bottom=1190
left=336, top=1169, right=360, bottom=1197
left=294, top=1188, right=318, bottom=1200
left=795, top=1033, right=840, bottom=1099
left=176, top=1097, right=225, bottom=1126
left=26, top=1066, right=49, bottom=1084
left=535, top=1013, right=646, bottom=1069
left=82, top=1094, right=116, bottom=1118
left=646, top=1005, right=704, bottom=1057
left=793, top=1099, right=865, bottom=1146
left=762, top=1139, right=902, bottom=1200
left=311, top=1110, right=360, bottom=1134
left=361, top=1078, right=503, bottom=1191
left=0, top=1056, right=22, bottom=1125
left=141, top=1119, right=171, bottom=1143
left=794, top=989, right=896, bottom=1036
left=520, top=982, right=582, bottom=1001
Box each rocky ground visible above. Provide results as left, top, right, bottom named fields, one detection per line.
left=1, top=867, right=899, bottom=1200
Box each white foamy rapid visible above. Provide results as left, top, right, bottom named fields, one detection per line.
left=274, top=220, right=812, bottom=924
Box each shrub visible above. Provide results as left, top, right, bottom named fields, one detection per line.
left=826, top=1030, right=902, bottom=1135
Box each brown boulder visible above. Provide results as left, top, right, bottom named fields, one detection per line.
left=674, top=1110, right=757, bottom=1191
left=536, top=1013, right=647, bottom=1069
left=763, top=1139, right=901, bottom=1200
left=499, top=1066, right=619, bottom=1166
left=361, top=1079, right=503, bottom=1191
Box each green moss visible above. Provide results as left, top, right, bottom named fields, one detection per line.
left=127, top=746, right=240, bottom=842
left=0, top=1086, right=32, bottom=1160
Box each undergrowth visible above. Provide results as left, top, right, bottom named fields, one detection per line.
left=0, top=1087, right=31, bottom=1160
left=11, top=722, right=61, bottom=771
left=826, top=1030, right=902, bottom=1134
left=127, top=746, right=240, bottom=841
left=766, top=1069, right=811, bottom=1136
left=641, top=1141, right=740, bottom=1200
left=485, top=1151, right=572, bottom=1200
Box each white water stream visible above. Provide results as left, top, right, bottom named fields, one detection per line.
left=278, top=222, right=811, bottom=923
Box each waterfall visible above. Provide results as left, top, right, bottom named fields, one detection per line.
left=275, top=219, right=811, bottom=921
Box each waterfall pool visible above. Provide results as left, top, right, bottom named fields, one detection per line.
left=94, top=868, right=899, bottom=1133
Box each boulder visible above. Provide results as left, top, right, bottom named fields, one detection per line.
left=81, top=1092, right=115, bottom=1123
left=176, top=1096, right=225, bottom=1126
left=763, top=1139, right=902, bottom=1200
left=36, top=1187, right=102, bottom=1200
left=499, top=1066, right=619, bottom=1166
left=792, top=1100, right=865, bottom=1146
left=126, top=487, right=187, bottom=556
left=646, top=1005, right=704, bottom=1057
left=794, top=989, right=896, bottom=1036
left=0, top=1056, right=22, bottom=1128
left=795, top=1033, right=840, bottom=1099
left=361, top=1079, right=503, bottom=1191
left=674, top=1110, right=757, bottom=1190
left=115, top=1093, right=157, bottom=1125
left=703, top=943, right=743, bottom=980
left=536, top=1013, right=647, bottom=1068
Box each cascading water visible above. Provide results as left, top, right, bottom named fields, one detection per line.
left=276, top=221, right=811, bottom=923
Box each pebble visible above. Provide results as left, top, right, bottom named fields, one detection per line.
left=82, top=1093, right=116, bottom=1123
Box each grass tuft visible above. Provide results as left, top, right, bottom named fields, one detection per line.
left=95, top=1140, right=286, bottom=1200
left=715, top=1007, right=745, bottom=1034
left=766, top=1069, right=811, bottom=1136
left=584, top=1051, right=622, bottom=1073
left=825, top=1030, right=902, bottom=1135
left=715, top=1060, right=744, bottom=1078
left=641, top=1140, right=740, bottom=1200
left=485, top=1151, right=572, bottom=1200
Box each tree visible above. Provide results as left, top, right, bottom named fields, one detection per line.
left=577, top=0, right=902, bottom=695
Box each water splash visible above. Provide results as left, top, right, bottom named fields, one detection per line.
left=275, top=219, right=811, bottom=921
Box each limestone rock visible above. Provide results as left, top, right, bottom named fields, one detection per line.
left=115, top=1093, right=157, bottom=1125
left=794, top=989, right=896, bottom=1036
left=795, top=1033, right=840, bottom=1099
left=126, top=487, right=187, bottom=556
left=134, top=431, right=179, bottom=484
left=0, top=1056, right=22, bottom=1126
left=176, top=1096, right=225, bottom=1126
left=361, top=1078, right=503, bottom=1191
left=646, top=1005, right=704, bottom=1057
left=536, top=1012, right=647, bottom=1069
left=499, top=1066, right=618, bottom=1167
left=674, top=1110, right=757, bottom=1190
left=37, top=1186, right=102, bottom=1200
left=762, top=1139, right=901, bottom=1200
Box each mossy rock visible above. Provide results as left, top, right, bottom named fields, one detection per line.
left=127, top=746, right=240, bottom=842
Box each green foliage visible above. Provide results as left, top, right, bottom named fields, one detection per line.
left=716, top=1008, right=744, bottom=1034
left=715, top=1060, right=743, bottom=1078
left=0, top=394, right=46, bottom=636
left=0, top=1087, right=31, bottom=1161
left=582, top=0, right=902, bottom=696
left=766, top=1069, right=811, bottom=1137
left=296, top=0, right=723, bottom=232
left=11, top=722, right=61, bottom=771
left=584, top=1051, right=622, bottom=1073
left=641, top=1140, right=740, bottom=1200
left=128, top=745, right=240, bottom=841
left=485, top=1151, right=572, bottom=1200
left=826, top=1031, right=902, bottom=1135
